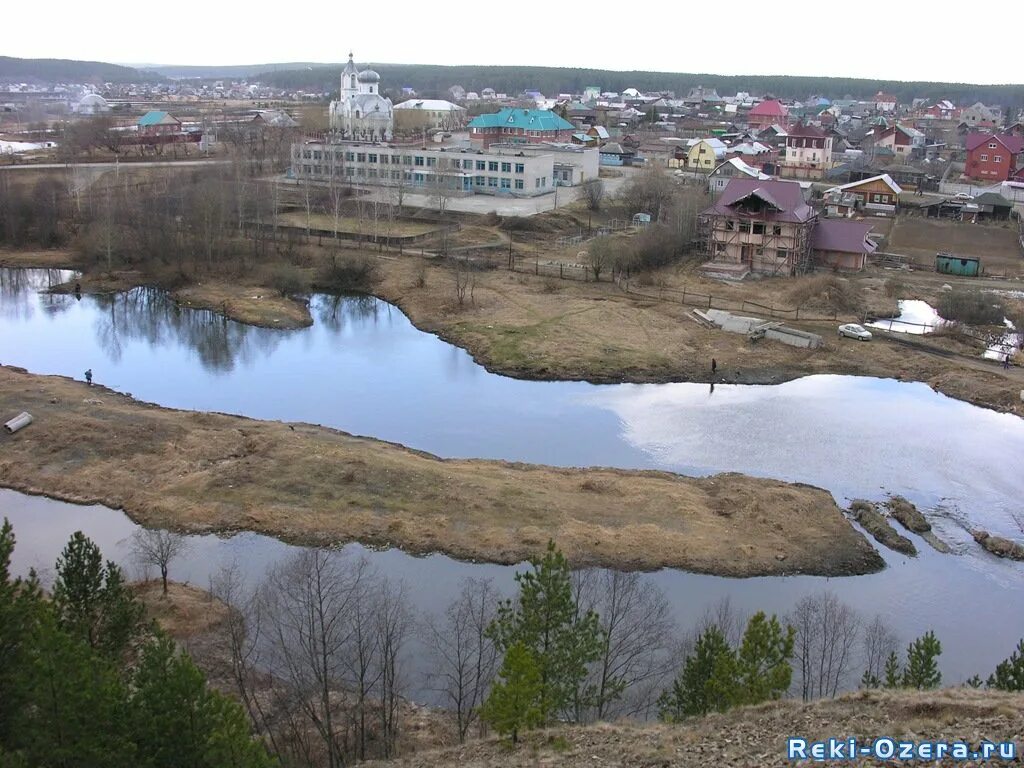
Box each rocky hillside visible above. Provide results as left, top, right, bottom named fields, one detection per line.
left=367, top=689, right=1023, bottom=767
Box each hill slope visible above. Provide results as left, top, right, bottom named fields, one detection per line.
left=0, top=56, right=162, bottom=84
left=368, top=689, right=1023, bottom=767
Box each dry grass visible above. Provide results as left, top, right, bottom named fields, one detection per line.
left=171, top=282, right=313, bottom=329
left=366, top=688, right=1024, bottom=767
left=0, top=366, right=883, bottom=577
left=277, top=211, right=440, bottom=238
left=786, top=274, right=866, bottom=314
left=133, top=580, right=231, bottom=640
left=888, top=217, right=1023, bottom=274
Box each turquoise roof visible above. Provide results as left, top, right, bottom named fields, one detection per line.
left=469, top=108, right=573, bottom=132
left=138, top=110, right=172, bottom=126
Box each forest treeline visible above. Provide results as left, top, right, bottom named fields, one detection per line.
left=0, top=56, right=162, bottom=85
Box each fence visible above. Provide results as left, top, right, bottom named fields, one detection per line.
left=617, top=280, right=839, bottom=321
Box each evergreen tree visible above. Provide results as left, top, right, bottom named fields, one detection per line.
left=734, top=612, right=795, bottom=705
left=130, top=634, right=271, bottom=768
left=480, top=642, right=543, bottom=744
left=486, top=541, right=604, bottom=723
left=860, top=668, right=880, bottom=689
left=13, top=609, right=135, bottom=768
left=883, top=651, right=902, bottom=688
left=902, top=631, right=942, bottom=690
left=987, top=639, right=1024, bottom=691
left=657, top=625, right=735, bottom=721
left=51, top=531, right=143, bottom=659
left=0, top=520, right=44, bottom=745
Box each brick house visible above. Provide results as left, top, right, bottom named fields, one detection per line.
left=468, top=108, right=574, bottom=149
left=747, top=99, right=789, bottom=131
left=137, top=110, right=182, bottom=137
left=964, top=133, right=1024, bottom=182
left=827, top=174, right=903, bottom=215
left=782, top=122, right=832, bottom=179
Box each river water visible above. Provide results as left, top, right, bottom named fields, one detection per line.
left=1, top=268, right=1023, bottom=689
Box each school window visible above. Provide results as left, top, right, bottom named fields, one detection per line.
left=302, top=150, right=311, bottom=159
left=488, top=161, right=499, bottom=171
left=487, top=177, right=498, bottom=187
left=535, top=178, right=541, bottom=188
left=312, top=151, right=321, bottom=160
left=426, top=157, right=437, bottom=167
left=500, top=178, right=511, bottom=189
left=501, top=162, right=511, bottom=172
left=302, top=164, right=311, bottom=173
left=368, top=153, right=377, bottom=163
left=542, top=177, right=547, bottom=187
left=345, top=152, right=355, bottom=162
left=345, top=167, right=355, bottom=176
left=402, top=155, right=412, bottom=165
left=334, top=151, right=344, bottom=162
left=475, top=175, right=485, bottom=186
left=368, top=168, right=377, bottom=178
left=356, top=168, right=365, bottom=176
left=414, top=156, right=425, bottom=166
left=414, top=173, right=424, bottom=183
left=392, top=155, right=401, bottom=164
left=515, top=163, right=524, bottom=173
left=476, top=160, right=486, bottom=171
left=515, top=179, right=524, bottom=190
left=391, top=170, right=400, bottom=180
left=379, top=155, right=388, bottom=164
left=357, top=153, right=366, bottom=162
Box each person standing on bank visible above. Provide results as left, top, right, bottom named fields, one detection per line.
left=84, top=368, right=93, bottom=385
left=711, top=358, right=717, bottom=375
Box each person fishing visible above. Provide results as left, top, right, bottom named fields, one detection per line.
left=84, top=368, right=93, bottom=385
left=711, top=358, right=717, bottom=375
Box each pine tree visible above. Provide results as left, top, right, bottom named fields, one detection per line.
left=486, top=541, right=603, bottom=723
left=883, top=651, right=902, bottom=688
left=0, top=519, right=44, bottom=746
left=657, top=625, right=735, bottom=721
left=734, top=612, right=795, bottom=706
left=987, top=639, right=1024, bottom=691
left=51, top=531, right=143, bottom=659
left=902, top=631, right=942, bottom=690
left=860, top=668, right=880, bottom=689
left=130, top=633, right=271, bottom=768
left=480, top=642, right=542, bottom=744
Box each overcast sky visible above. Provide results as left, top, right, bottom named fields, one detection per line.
left=8, top=0, right=1021, bottom=84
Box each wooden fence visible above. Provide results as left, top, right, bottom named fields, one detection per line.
left=617, top=280, right=839, bottom=322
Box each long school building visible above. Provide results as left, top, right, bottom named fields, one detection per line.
left=290, top=140, right=597, bottom=197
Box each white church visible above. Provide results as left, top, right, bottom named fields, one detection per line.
left=328, top=53, right=393, bottom=142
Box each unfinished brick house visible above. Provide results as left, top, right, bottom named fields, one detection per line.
left=699, top=179, right=816, bottom=279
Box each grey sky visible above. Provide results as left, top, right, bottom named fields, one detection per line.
left=8, top=0, right=1020, bottom=84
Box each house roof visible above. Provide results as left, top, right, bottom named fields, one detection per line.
left=750, top=99, right=788, bottom=117
left=589, top=125, right=610, bottom=138
left=972, top=191, right=1013, bottom=207
left=787, top=121, right=827, bottom=138
left=138, top=110, right=178, bottom=127
left=965, top=133, right=1024, bottom=153
left=702, top=179, right=814, bottom=223
left=711, top=157, right=772, bottom=180
left=469, top=108, right=573, bottom=131
left=832, top=174, right=903, bottom=195
left=600, top=142, right=630, bottom=155
left=813, top=219, right=877, bottom=254
left=394, top=99, right=465, bottom=111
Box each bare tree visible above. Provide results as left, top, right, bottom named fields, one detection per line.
left=861, top=614, right=899, bottom=689
left=585, top=235, right=616, bottom=282
left=619, top=163, right=677, bottom=221
left=571, top=570, right=676, bottom=722
left=788, top=591, right=861, bottom=701
left=374, top=579, right=412, bottom=759
left=424, top=578, right=502, bottom=742
left=697, top=595, right=746, bottom=648
left=579, top=177, right=605, bottom=211
left=129, top=528, right=190, bottom=595
left=452, top=260, right=474, bottom=309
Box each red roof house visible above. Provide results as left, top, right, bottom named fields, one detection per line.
left=812, top=220, right=877, bottom=272
left=748, top=99, right=789, bottom=131
left=965, top=133, right=1024, bottom=181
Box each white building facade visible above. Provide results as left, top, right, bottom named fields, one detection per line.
left=291, top=141, right=597, bottom=198
left=328, top=53, right=393, bottom=141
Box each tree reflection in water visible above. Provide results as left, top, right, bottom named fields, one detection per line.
left=0, top=268, right=76, bottom=321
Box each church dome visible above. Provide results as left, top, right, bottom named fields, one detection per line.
left=358, top=69, right=381, bottom=84
left=78, top=93, right=108, bottom=107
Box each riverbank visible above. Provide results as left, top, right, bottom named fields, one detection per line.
left=0, top=366, right=883, bottom=577
left=5, top=246, right=1021, bottom=415
left=366, top=688, right=1024, bottom=768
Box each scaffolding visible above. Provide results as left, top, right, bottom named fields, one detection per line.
left=702, top=194, right=814, bottom=276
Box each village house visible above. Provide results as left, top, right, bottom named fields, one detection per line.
left=964, top=133, right=1024, bottom=182
left=781, top=122, right=833, bottom=179
left=393, top=99, right=467, bottom=134
left=598, top=142, right=635, bottom=166
left=699, top=179, right=817, bottom=278
left=873, top=123, right=926, bottom=159
left=686, top=138, right=727, bottom=171
left=922, top=100, right=960, bottom=121
left=811, top=219, right=877, bottom=271
left=959, top=102, right=1002, bottom=131
left=706, top=158, right=772, bottom=194
left=827, top=173, right=903, bottom=215
left=137, top=110, right=181, bottom=137
left=747, top=99, right=789, bottom=131
left=873, top=92, right=898, bottom=114
left=468, top=108, right=574, bottom=148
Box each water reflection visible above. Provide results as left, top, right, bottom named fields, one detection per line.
left=0, top=268, right=76, bottom=321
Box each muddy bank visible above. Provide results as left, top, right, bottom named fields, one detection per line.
left=850, top=500, right=917, bottom=556
left=0, top=366, right=883, bottom=577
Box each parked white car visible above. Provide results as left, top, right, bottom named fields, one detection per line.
left=838, top=323, right=872, bottom=341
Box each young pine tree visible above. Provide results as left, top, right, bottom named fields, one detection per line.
left=734, top=612, right=796, bottom=706
left=987, top=639, right=1024, bottom=692
left=486, top=541, right=603, bottom=723
left=883, top=651, right=903, bottom=688
left=902, top=631, right=942, bottom=690
left=51, top=531, right=143, bottom=659
left=480, top=642, right=543, bottom=745
left=657, top=625, right=736, bottom=722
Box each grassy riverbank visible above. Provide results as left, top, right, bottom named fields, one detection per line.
left=3, top=244, right=1022, bottom=416
left=0, top=366, right=883, bottom=577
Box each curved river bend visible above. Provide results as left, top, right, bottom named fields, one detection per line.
left=1, top=268, right=1022, bottom=692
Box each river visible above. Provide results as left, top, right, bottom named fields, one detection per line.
left=1, top=267, right=1022, bottom=691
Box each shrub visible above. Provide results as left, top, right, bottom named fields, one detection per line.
left=884, top=276, right=909, bottom=298
left=630, top=224, right=678, bottom=271
left=787, top=275, right=865, bottom=314
left=936, top=291, right=1005, bottom=326
left=269, top=265, right=305, bottom=297
left=318, top=254, right=379, bottom=293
